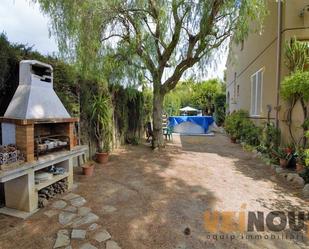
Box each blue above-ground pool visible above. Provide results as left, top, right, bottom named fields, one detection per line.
left=168, top=116, right=215, bottom=134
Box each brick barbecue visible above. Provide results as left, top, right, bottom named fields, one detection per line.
left=0, top=60, right=78, bottom=162
left=0, top=60, right=87, bottom=217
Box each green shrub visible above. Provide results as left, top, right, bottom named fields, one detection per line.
left=240, top=119, right=261, bottom=146
left=214, top=93, right=226, bottom=126
left=281, top=71, right=309, bottom=102
left=306, top=131, right=309, bottom=167
left=224, top=110, right=248, bottom=139
left=261, top=122, right=281, bottom=150
left=224, top=110, right=261, bottom=146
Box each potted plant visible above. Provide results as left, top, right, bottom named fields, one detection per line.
left=272, top=147, right=288, bottom=168
left=82, top=161, right=95, bottom=176
left=91, top=92, right=112, bottom=164
left=224, top=110, right=248, bottom=143
left=294, top=148, right=305, bottom=173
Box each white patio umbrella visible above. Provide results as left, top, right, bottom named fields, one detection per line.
left=179, top=106, right=198, bottom=112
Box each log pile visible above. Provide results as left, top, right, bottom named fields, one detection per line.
left=38, top=179, right=68, bottom=208
left=0, top=144, right=24, bottom=166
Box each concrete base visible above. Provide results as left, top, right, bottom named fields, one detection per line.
left=0, top=206, right=39, bottom=219
left=0, top=146, right=87, bottom=217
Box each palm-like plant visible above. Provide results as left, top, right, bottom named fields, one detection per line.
left=91, top=93, right=112, bottom=153
left=285, top=37, right=309, bottom=73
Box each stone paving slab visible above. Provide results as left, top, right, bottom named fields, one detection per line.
left=71, top=229, right=86, bottom=239
left=78, top=206, right=91, bottom=216
left=52, top=200, right=67, bottom=209
left=44, top=209, right=59, bottom=218
left=70, top=197, right=87, bottom=207
left=59, top=211, right=77, bottom=225
left=88, top=223, right=100, bottom=231
left=79, top=243, right=97, bottom=249
left=64, top=206, right=77, bottom=213
left=53, top=229, right=70, bottom=248
left=93, top=229, right=111, bottom=242
left=102, top=205, right=117, bottom=213
left=106, top=240, right=121, bottom=249
left=72, top=212, right=99, bottom=227
left=62, top=193, right=81, bottom=201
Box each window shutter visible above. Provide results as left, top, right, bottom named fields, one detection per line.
left=251, top=75, right=257, bottom=115
left=256, top=71, right=262, bottom=114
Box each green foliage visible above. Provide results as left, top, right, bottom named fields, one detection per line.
left=111, top=84, right=148, bottom=144
left=225, top=110, right=261, bottom=146
left=163, top=79, right=225, bottom=119
left=191, top=79, right=223, bottom=114
left=213, top=93, right=226, bottom=126
left=50, top=59, right=79, bottom=115
left=260, top=122, right=281, bottom=151
left=91, top=91, right=113, bottom=152
left=306, top=131, right=309, bottom=167
left=224, top=110, right=248, bottom=139
left=281, top=71, right=309, bottom=102
left=142, top=87, right=153, bottom=124
left=0, top=32, right=78, bottom=116
left=271, top=147, right=288, bottom=160
left=36, top=0, right=267, bottom=148
left=284, top=37, right=309, bottom=73
left=163, top=81, right=195, bottom=116
left=36, top=0, right=267, bottom=80
left=0, top=34, right=147, bottom=155
left=240, top=119, right=262, bottom=146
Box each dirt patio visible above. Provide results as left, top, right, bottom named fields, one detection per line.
left=0, top=133, right=308, bottom=249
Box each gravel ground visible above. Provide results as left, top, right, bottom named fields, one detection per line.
left=0, top=133, right=308, bottom=249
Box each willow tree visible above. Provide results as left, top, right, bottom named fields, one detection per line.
left=36, top=0, right=266, bottom=148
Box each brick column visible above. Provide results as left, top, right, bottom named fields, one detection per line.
left=15, top=124, right=34, bottom=162
left=66, top=122, right=74, bottom=150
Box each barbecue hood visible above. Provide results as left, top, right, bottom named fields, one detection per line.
left=4, top=60, right=70, bottom=120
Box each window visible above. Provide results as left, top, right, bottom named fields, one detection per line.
left=250, top=69, right=263, bottom=116
left=233, top=72, right=237, bottom=99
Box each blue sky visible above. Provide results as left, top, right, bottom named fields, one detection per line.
left=0, top=0, right=227, bottom=80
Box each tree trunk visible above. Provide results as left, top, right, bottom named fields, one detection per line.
left=152, top=87, right=164, bottom=149
left=300, top=97, right=308, bottom=147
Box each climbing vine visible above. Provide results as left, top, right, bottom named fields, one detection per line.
left=281, top=38, right=309, bottom=146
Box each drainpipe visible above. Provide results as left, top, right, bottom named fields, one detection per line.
left=275, top=0, right=283, bottom=129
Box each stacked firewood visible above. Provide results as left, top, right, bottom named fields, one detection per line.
left=38, top=179, right=68, bottom=208
left=0, top=144, right=24, bottom=166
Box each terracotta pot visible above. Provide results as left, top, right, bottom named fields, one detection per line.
left=96, top=152, right=109, bottom=164
left=279, top=158, right=288, bottom=168
left=230, top=137, right=237, bottom=143
left=296, top=163, right=304, bottom=173
left=82, top=163, right=94, bottom=176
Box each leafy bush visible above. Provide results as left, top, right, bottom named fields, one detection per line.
left=91, top=91, right=113, bottom=152
left=281, top=71, right=309, bottom=102
left=306, top=131, right=309, bottom=167
left=284, top=37, right=309, bottom=73
left=213, top=93, right=226, bottom=126
left=240, top=119, right=261, bottom=146
left=261, top=122, right=281, bottom=150
left=224, top=110, right=248, bottom=139
left=225, top=110, right=261, bottom=146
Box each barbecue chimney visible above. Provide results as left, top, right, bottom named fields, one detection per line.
left=4, top=60, right=70, bottom=119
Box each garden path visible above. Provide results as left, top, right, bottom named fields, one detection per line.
left=0, top=133, right=308, bottom=249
